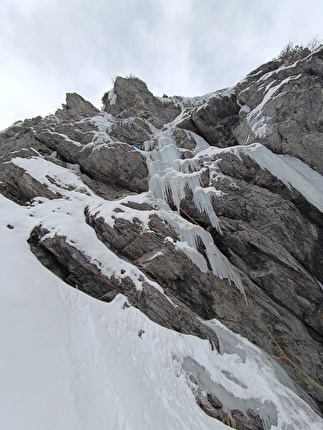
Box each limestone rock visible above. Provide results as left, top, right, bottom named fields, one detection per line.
left=34, top=123, right=149, bottom=193
left=233, top=48, right=323, bottom=174
left=28, top=225, right=219, bottom=349
left=190, top=93, right=240, bottom=147
left=231, top=409, right=264, bottom=430
left=55, top=92, right=99, bottom=120
left=206, top=392, right=223, bottom=409
left=103, top=76, right=181, bottom=128
left=108, top=117, right=151, bottom=145
left=0, top=163, right=57, bottom=204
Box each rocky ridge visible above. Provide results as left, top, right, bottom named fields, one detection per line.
left=1, top=48, right=323, bottom=425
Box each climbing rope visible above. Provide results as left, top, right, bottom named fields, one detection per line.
left=246, top=298, right=323, bottom=391
left=179, top=206, right=247, bottom=300
left=179, top=206, right=200, bottom=226
left=178, top=205, right=323, bottom=392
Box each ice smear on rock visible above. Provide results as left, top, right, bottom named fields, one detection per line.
left=160, top=209, right=245, bottom=297
left=183, top=357, right=278, bottom=430
left=242, top=143, right=323, bottom=212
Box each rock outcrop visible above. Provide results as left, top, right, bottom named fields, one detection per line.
left=233, top=49, right=323, bottom=175
left=55, top=93, right=100, bottom=120
left=178, top=91, right=240, bottom=147
left=1, top=49, right=323, bottom=422
left=102, top=76, right=181, bottom=128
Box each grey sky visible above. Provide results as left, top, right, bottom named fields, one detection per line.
left=1, top=0, right=323, bottom=129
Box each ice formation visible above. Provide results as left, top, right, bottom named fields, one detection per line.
left=145, top=133, right=245, bottom=297
left=161, top=211, right=245, bottom=298
left=146, top=133, right=221, bottom=230
left=107, top=87, right=117, bottom=105
left=242, top=143, right=323, bottom=212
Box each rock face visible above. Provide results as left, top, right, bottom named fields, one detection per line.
left=1, top=49, right=323, bottom=422
left=102, top=76, right=181, bottom=127
left=55, top=93, right=100, bottom=120
left=178, top=92, right=240, bottom=147
left=233, top=49, right=323, bottom=175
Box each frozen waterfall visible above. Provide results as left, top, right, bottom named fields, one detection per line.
left=145, top=133, right=245, bottom=297
left=146, top=134, right=221, bottom=230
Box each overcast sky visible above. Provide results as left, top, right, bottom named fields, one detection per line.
left=1, top=0, right=323, bottom=129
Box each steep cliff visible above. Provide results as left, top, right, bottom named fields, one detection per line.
left=1, top=48, right=322, bottom=428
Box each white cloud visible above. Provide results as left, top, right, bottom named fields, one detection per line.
left=1, top=0, right=323, bottom=129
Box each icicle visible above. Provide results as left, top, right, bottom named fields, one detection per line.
left=159, top=144, right=181, bottom=167
left=168, top=175, right=186, bottom=209
left=146, top=132, right=222, bottom=230
left=169, top=174, right=201, bottom=210
left=149, top=174, right=169, bottom=202
left=108, top=88, right=117, bottom=105
left=147, top=158, right=165, bottom=177
left=161, top=212, right=246, bottom=297
left=193, top=187, right=221, bottom=231
left=143, top=140, right=155, bottom=151
left=158, top=135, right=174, bottom=149
left=181, top=158, right=198, bottom=173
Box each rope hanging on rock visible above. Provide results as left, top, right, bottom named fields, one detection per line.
left=246, top=297, right=323, bottom=392
left=179, top=205, right=323, bottom=392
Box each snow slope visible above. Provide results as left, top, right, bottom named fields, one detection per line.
left=1, top=194, right=322, bottom=429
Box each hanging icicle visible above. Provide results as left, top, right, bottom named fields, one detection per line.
left=146, top=133, right=220, bottom=229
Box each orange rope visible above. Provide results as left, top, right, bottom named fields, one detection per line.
left=178, top=206, right=323, bottom=391
left=247, top=297, right=323, bottom=391
left=179, top=206, right=246, bottom=300
left=179, top=206, right=200, bottom=226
